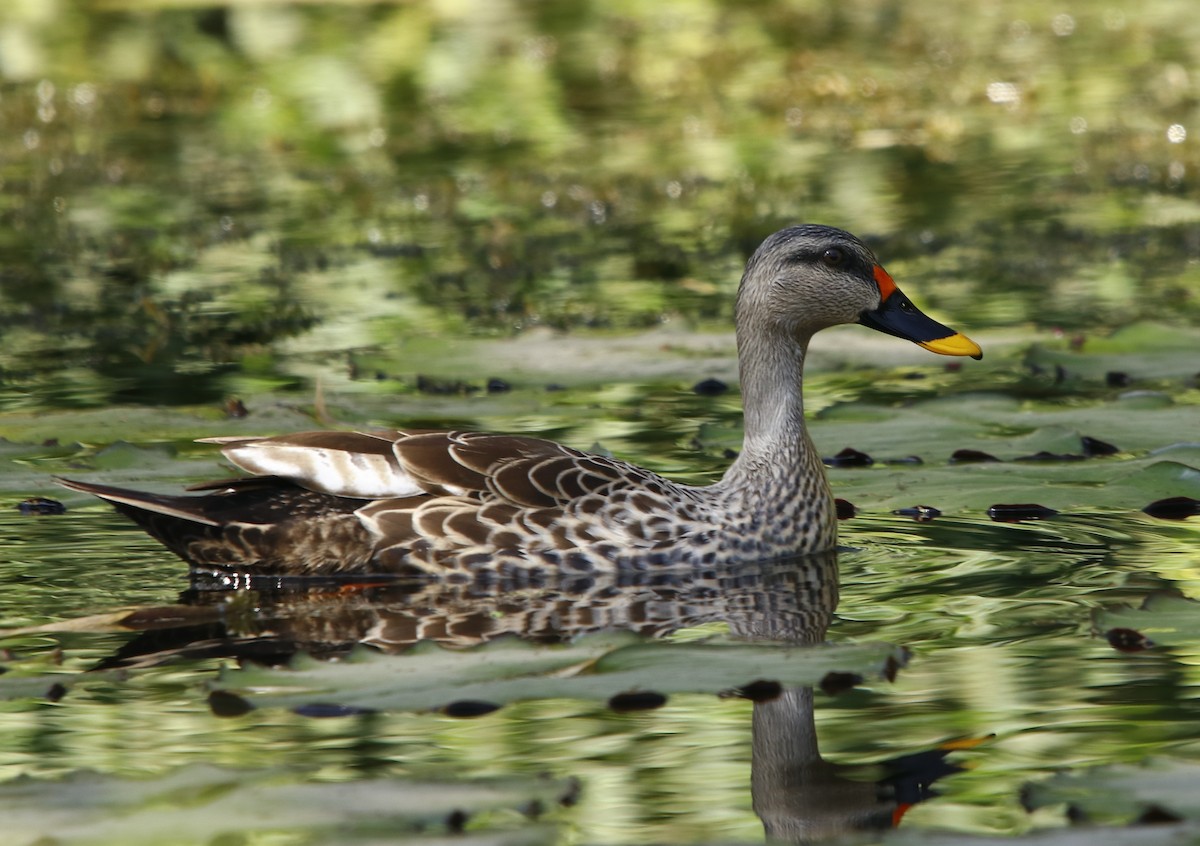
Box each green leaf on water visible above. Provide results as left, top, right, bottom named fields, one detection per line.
left=215, top=633, right=906, bottom=715
left=1021, top=760, right=1200, bottom=825
left=883, top=822, right=1200, bottom=845
left=0, top=671, right=71, bottom=702
left=0, top=764, right=570, bottom=846
left=1094, top=594, right=1200, bottom=647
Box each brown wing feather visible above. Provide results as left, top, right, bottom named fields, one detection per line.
left=488, top=460, right=561, bottom=508
left=354, top=496, right=426, bottom=547
left=506, top=455, right=627, bottom=505
left=477, top=501, right=522, bottom=527
left=449, top=432, right=581, bottom=475
left=441, top=508, right=493, bottom=547
left=412, top=502, right=466, bottom=541
left=392, top=432, right=490, bottom=492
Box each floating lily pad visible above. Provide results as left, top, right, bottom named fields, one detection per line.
left=1022, top=760, right=1200, bottom=826
left=0, top=764, right=571, bottom=846
left=1093, top=594, right=1200, bottom=648
left=213, top=634, right=906, bottom=715
left=0, top=671, right=75, bottom=702
left=883, top=822, right=1200, bottom=845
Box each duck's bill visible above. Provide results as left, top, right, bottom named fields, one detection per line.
left=859, top=289, right=983, bottom=360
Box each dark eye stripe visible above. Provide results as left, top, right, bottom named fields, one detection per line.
left=784, top=244, right=866, bottom=274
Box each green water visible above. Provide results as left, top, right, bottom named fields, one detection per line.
left=3, top=1, right=1200, bottom=844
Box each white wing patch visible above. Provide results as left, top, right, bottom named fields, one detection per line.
left=222, top=443, right=424, bottom=499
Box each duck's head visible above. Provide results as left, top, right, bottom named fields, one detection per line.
left=737, top=224, right=982, bottom=359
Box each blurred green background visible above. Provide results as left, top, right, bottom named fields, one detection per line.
left=1, top=0, right=1197, bottom=410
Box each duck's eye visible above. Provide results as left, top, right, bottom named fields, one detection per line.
left=821, top=247, right=846, bottom=267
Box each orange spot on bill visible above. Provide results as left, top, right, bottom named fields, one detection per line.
left=873, top=264, right=898, bottom=301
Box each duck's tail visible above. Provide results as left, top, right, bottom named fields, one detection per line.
left=55, top=477, right=221, bottom=526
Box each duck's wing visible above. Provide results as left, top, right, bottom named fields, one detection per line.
left=209, top=429, right=644, bottom=507
left=352, top=432, right=692, bottom=563
left=396, top=431, right=632, bottom=507
left=199, top=429, right=419, bottom=498
left=63, top=429, right=684, bottom=573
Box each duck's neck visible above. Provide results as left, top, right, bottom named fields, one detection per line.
left=716, top=329, right=835, bottom=553
left=723, top=330, right=823, bottom=487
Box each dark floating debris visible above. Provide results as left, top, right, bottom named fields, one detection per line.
left=719, top=679, right=783, bottom=702
left=986, top=503, right=1060, bottom=522
left=1134, top=804, right=1184, bottom=825
left=16, top=498, right=66, bottom=516
left=224, top=397, right=248, bottom=418
left=893, top=505, right=942, bottom=522
left=819, top=671, right=864, bottom=696
left=294, top=702, right=377, bottom=718
left=949, top=449, right=1000, bottom=464
left=442, top=699, right=502, bottom=718
left=692, top=377, right=728, bottom=396
left=445, top=809, right=470, bottom=833
left=1105, top=628, right=1154, bottom=653
left=1105, top=371, right=1131, bottom=388
left=486, top=377, right=511, bottom=394
left=835, top=498, right=857, bottom=520
left=1142, top=496, right=1200, bottom=521
left=45, top=682, right=68, bottom=703
left=558, top=777, right=582, bottom=808
left=1080, top=435, right=1119, bottom=457
left=1014, top=451, right=1085, bottom=462
left=1065, top=804, right=1089, bottom=825
left=608, top=691, right=668, bottom=712
left=519, top=799, right=545, bottom=820
left=823, top=447, right=873, bottom=467
left=208, top=690, right=254, bottom=718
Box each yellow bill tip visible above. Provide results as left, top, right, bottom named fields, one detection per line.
left=918, top=332, right=983, bottom=360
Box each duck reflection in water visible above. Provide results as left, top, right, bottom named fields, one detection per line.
left=82, top=551, right=978, bottom=844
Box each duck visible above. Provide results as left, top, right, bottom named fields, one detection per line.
left=58, top=225, right=981, bottom=578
